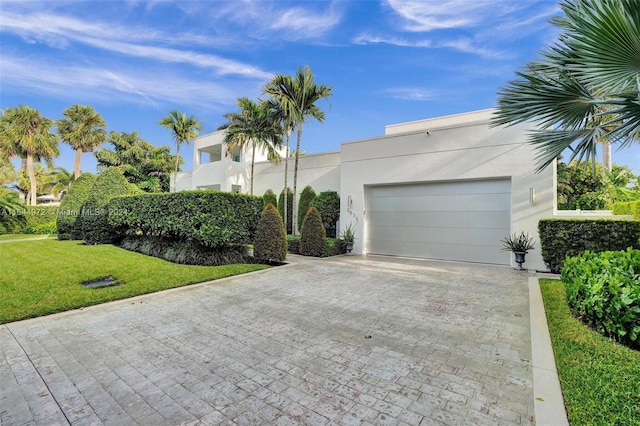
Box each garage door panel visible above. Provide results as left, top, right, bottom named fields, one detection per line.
left=367, top=193, right=510, bottom=212
left=365, top=179, right=511, bottom=265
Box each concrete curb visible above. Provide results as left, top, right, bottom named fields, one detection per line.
left=529, top=277, right=569, bottom=426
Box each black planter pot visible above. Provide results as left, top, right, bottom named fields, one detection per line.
left=514, top=251, right=527, bottom=270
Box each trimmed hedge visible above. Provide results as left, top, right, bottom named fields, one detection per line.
left=263, top=189, right=277, bottom=209
left=300, top=207, right=326, bottom=257
left=287, top=236, right=346, bottom=257
left=57, top=173, right=96, bottom=240
left=612, top=201, right=640, bottom=220
left=120, top=236, right=250, bottom=266
left=253, top=203, right=287, bottom=262
left=562, top=249, right=640, bottom=350
left=297, top=186, right=316, bottom=232
left=79, top=168, right=137, bottom=244
left=311, top=190, right=340, bottom=235
left=539, top=219, right=640, bottom=273
left=108, top=190, right=263, bottom=248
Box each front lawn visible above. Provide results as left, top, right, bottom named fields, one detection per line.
left=0, top=239, right=268, bottom=323
left=539, top=278, right=640, bottom=425
left=0, top=234, right=53, bottom=240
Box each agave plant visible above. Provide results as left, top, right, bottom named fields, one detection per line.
left=501, top=231, right=536, bottom=253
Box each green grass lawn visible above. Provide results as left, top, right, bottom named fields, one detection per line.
left=0, top=239, right=268, bottom=323
left=539, top=278, right=640, bottom=426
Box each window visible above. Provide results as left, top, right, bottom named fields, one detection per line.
left=197, top=184, right=221, bottom=191
left=231, top=185, right=241, bottom=193
left=198, top=144, right=222, bottom=164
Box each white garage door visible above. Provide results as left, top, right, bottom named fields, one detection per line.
left=365, top=179, right=511, bottom=264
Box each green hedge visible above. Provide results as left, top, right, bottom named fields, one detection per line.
left=562, top=249, right=640, bottom=350
left=539, top=219, right=640, bottom=273
left=612, top=201, right=640, bottom=220
left=79, top=168, right=137, bottom=245
left=300, top=207, right=325, bottom=257
left=253, top=203, right=287, bottom=262
left=287, top=235, right=345, bottom=257
left=297, top=186, right=316, bottom=233
left=57, top=173, right=96, bottom=240
left=108, top=190, right=263, bottom=248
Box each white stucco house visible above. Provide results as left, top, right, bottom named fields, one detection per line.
left=175, top=108, right=557, bottom=271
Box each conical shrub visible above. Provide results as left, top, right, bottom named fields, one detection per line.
left=299, top=206, right=326, bottom=257
left=297, top=185, right=316, bottom=232
left=254, top=203, right=287, bottom=262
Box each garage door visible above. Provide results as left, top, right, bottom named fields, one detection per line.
left=365, top=179, right=511, bottom=264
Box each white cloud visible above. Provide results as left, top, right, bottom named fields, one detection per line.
left=353, top=33, right=432, bottom=48
left=384, top=0, right=498, bottom=32
left=269, top=5, right=343, bottom=38
left=386, top=88, right=435, bottom=101
left=0, top=55, right=250, bottom=110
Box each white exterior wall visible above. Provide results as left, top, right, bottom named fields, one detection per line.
left=252, top=151, right=341, bottom=198
left=340, top=109, right=555, bottom=271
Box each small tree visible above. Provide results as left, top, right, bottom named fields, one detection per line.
left=297, top=185, right=316, bottom=232
left=311, top=190, right=340, bottom=236
left=254, top=203, right=287, bottom=261
left=57, top=172, right=96, bottom=240
left=299, top=206, right=326, bottom=257
left=263, top=189, right=277, bottom=209
left=278, top=187, right=293, bottom=234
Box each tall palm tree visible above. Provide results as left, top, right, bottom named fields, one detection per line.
left=218, top=98, right=283, bottom=195
left=493, top=0, right=640, bottom=172
left=0, top=106, right=58, bottom=205
left=158, top=110, right=203, bottom=192
left=57, top=104, right=107, bottom=178
left=264, top=65, right=332, bottom=234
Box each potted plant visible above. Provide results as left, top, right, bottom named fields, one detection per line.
left=501, top=231, right=535, bottom=270
left=340, top=223, right=356, bottom=255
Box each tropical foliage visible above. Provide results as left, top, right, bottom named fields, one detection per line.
left=0, top=187, right=26, bottom=233
left=158, top=110, right=202, bottom=192
left=494, top=0, right=640, bottom=171
left=219, top=98, right=282, bottom=195
left=264, top=65, right=333, bottom=234
left=95, top=131, right=177, bottom=192
left=57, top=104, right=107, bottom=178
left=0, top=106, right=59, bottom=205
left=57, top=173, right=96, bottom=240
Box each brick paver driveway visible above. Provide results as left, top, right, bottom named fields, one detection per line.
left=1, top=255, right=535, bottom=425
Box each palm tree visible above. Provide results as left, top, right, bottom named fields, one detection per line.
left=493, top=0, right=640, bottom=172
left=264, top=65, right=333, bottom=234
left=57, top=104, right=107, bottom=178
left=44, top=166, right=75, bottom=198
left=158, top=110, right=203, bottom=192
left=0, top=106, right=58, bottom=205
left=218, top=98, right=283, bottom=195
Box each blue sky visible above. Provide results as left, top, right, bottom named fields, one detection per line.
left=1, top=0, right=638, bottom=175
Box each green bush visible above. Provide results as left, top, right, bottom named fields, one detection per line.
left=254, top=203, right=287, bottom=262
left=0, top=188, right=26, bottom=234
left=612, top=201, right=640, bottom=220
left=25, top=221, right=57, bottom=234
left=278, top=187, right=293, bottom=234
left=120, top=236, right=250, bottom=266
left=263, top=189, right=277, bottom=209
left=57, top=173, right=96, bottom=240
left=299, top=207, right=326, bottom=257
left=539, top=219, right=640, bottom=273
left=562, top=249, right=640, bottom=350
left=297, top=186, right=316, bottom=232
left=109, top=191, right=263, bottom=248
left=311, top=190, right=340, bottom=235
left=287, top=235, right=300, bottom=254
left=79, top=168, right=137, bottom=245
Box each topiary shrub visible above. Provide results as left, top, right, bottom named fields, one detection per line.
left=287, top=235, right=300, bottom=254
left=79, top=167, right=137, bottom=245
left=25, top=221, right=57, bottom=234
left=299, top=206, right=326, bottom=257
left=278, top=187, right=293, bottom=234
left=57, top=173, right=96, bottom=240
left=562, top=248, right=640, bottom=350
left=254, top=203, right=287, bottom=262
left=297, top=186, right=316, bottom=232
left=263, top=189, right=277, bottom=209
left=311, top=190, right=340, bottom=237
left=539, top=218, right=640, bottom=273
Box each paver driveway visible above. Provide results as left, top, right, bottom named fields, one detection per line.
left=1, top=255, right=535, bottom=425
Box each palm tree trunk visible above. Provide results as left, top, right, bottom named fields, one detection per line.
left=292, top=128, right=302, bottom=236
left=26, top=153, right=37, bottom=206
left=250, top=143, right=256, bottom=195
left=173, top=143, right=181, bottom=193
left=74, top=148, right=83, bottom=179
left=602, top=141, right=612, bottom=172
left=283, top=132, right=290, bottom=233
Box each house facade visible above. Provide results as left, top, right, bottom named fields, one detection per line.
left=175, top=108, right=556, bottom=271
